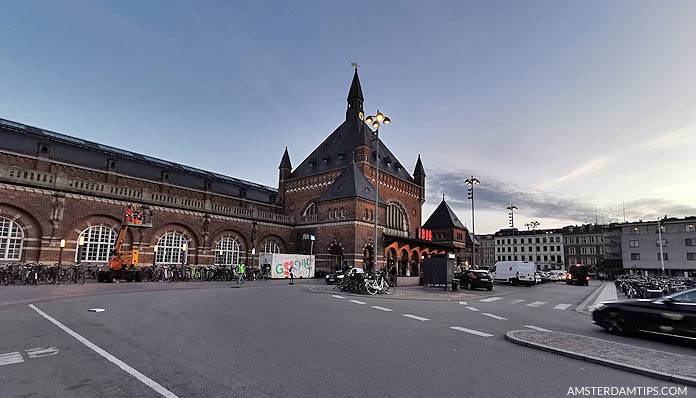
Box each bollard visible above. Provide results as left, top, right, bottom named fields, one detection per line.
left=452, top=278, right=459, bottom=292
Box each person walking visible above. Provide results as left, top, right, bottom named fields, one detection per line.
left=237, top=262, right=245, bottom=284
left=288, top=264, right=294, bottom=285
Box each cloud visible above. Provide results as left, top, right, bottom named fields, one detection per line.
left=539, top=156, right=610, bottom=187
left=427, top=168, right=696, bottom=226
left=632, top=124, right=696, bottom=153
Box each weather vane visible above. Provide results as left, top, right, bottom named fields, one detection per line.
left=351, top=59, right=359, bottom=69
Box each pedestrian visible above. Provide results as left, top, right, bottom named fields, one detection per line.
left=289, top=263, right=294, bottom=285
left=237, top=262, right=245, bottom=284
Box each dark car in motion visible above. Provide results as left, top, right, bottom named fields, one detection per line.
left=592, top=288, right=696, bottom=339
left=324, top=270, right=345, bottom=285
left=566, top=264, right=589, bottom=286
left=458, top=269, right=493, bottom=291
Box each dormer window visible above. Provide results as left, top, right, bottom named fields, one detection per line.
left=308, top=161, right=315, bottom=168
left=322, top=157, right=329, bottom=165
left=108, top=160, right=117, bottom=170
left=161, top=171, right=170, bottom=181
left=37, top=143, right=50, bottom=155
left=338, top=153, right=345, bottom=161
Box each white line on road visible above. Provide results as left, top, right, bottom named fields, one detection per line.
left=25, top=347, right=59, bottom=359
left=371, top=306, right=393, bottom=312
left=402, top=314, right=430, bottom=321
left=524, top=325, right=552, bottom=332
left=331, top=295, right=345, bottom=299
left=479, top=297, right=504, bottom=303
left=450, top=327, right=494, bottom=337
left=553, top=304, right=572, bottom=310
left=29, top=304, right=179, bottom=398
left=349, top=300, right=366, bottom=305
left=458, top=301, right=468, bottom=306
left=526, top=301, right=547, bottom=308
left=0, top=352, right=24, bottom=366
left=510, top=299, right=525, bottom=304
left=466, top=306, right=480, bottom=312
left=482, top=313, right=508, bottom=320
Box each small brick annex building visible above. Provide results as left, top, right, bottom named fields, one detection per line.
left=0, top=70, right=455, bottom=275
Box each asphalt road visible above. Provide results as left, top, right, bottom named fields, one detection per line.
left=0, top=280, right=691, bottom=398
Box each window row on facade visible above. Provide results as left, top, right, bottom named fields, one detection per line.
left=497, top=245, right=562, bottom=253
left=496, top=255, right=563, bottom=263
left=496, top=236, right=561, bottom=245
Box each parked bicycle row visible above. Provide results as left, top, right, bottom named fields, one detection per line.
left=614, top=275, right=695, bottom=299
left=333, top=268, right=396, bottom=295
left=0, top=262, right=89, bottom=285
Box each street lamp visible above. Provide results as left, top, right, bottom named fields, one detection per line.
left=251, top=247, right=256, bottom=271
left=365, top=110, right=391, bottom=273
left=181, top=242, right=188, bottom=267
left=465, top=176, right=480, bottom=268
left=525, top=220, right=540, bottom=265
left=153, top=244, right=158, bottom=268
left=506, top=205, right=518, bottom=259
left=77, top=235, right=86, bottom=264
left=58, top=239, right=66, bottom=267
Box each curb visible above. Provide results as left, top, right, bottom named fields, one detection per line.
left=505, top=330, right=696, bottom=386
left=574, top=281, right=606, bottom=315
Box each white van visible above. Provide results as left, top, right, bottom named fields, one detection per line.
left=490, top=261, right=537, bottom=286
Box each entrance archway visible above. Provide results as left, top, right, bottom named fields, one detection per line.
left=363, top=245, right=373, bottom=271
left=328, top=242, right=343, bottom=271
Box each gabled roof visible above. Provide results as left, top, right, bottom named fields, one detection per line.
left=318, top=160, right=385, bottom=204
left=423, top=197, right=466, bottom=229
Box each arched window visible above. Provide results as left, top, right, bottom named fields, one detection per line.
left=0, top=217, right=24, bottom=260
left=386, top=202, right=408, bottom=233
left=215, top=237, right=240, bottom=266
left=302, top=202, right=317, bottom=216
left=76, top=225, right=117, bottom=262
left=156, top=232, right=188, bottom=265
left=262, top=239, right=281, bottom=254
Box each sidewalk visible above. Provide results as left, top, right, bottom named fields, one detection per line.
left=506, top=329, right=696, bottom=386
left=575, top=281, right=617, bottom=315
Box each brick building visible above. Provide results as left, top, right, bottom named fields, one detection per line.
left=562, top=224, right=605, bottom=270
left=0, top=70, right=449, bottom=273
left=422, top=197, right=474, bottom=269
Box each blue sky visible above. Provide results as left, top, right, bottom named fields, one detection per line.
left=2, top=0, right=695, bottom=233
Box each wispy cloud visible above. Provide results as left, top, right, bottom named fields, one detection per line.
left=540, top=156, right=610, bottom=188
left=428, top=168, right=696, bottom=226
left=632, top=123, right=696, bottom=153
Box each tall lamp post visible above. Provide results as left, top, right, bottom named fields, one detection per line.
left=77, top=235, right=86, bottom=264
left=465, top=176, right=480, bottom=269
left=506, top=205, right=518, bottom=259
left=657, top=217, right=665, bottom=276
left=525, top=220, right=540, bottom=265
left=58, top=239, right=66, bottom=267
left=365, top=110, right=391, bottom=273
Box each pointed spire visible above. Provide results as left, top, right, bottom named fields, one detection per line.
left=347, top=67, right=364, bottom=101
left=279, top=147, right=292, bottom=170
left=414, top=154, right=426, bottom=177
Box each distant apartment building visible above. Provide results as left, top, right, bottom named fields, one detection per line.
left=493, top=228, right=565, bottom=270
left=619, top=217, right=696, bottom=277
left=476, top=234, right=495, bottom=269
left=562, top=224, right=605, bottom=270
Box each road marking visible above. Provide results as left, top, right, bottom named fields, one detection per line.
left=526, top=301, right=547, bottom=307
left=29, top=304, right=179, bottom=398
left=465, top=306, right=480, bottom=312
left=331, top=295, right=345, bottom=299
left=479, top=297, right=503, bottom=303
left=371, top=306, right=393, bottom=312
left=25, top=347, right=59, bottom=359
left=510, top=299, right=525, bottom=304
left=89, top=308, right=106, bottom=313
left=450, top=327, right=494, bottom=337
left=402, top=314, right=429, bottom=321
left=482, top=313, right=508, bottom=320
left=458, top=301, right=468, bottom=306
left=349, top=300, right=366, bottom=305
left=0, top=352, right=24, bottom=366
left=524, top=325, right=552, bottom=332
left=553, top=304, right=572, bottom=310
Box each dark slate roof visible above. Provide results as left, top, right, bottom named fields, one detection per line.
left=318, top=161, right=385, bottom=204
left=423, top=198, right=466, bottom=229
left=279, top=147, right=292, bottom=169
left=0, top=117, right=277, bottom=202
left=413, top=154, right=425, bottom=177
left=347, top=68, right=364, bottom=101
left=289, top=117, right=415, bottom=183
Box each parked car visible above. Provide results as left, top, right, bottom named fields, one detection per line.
left=547, top=270, right=566, bottom=281
left=592, top=287, right=696, bottom=339
left=566, top=264, right=590, bottom=286
left=457, top=269, right=493, bottom=291
left=324, top=270, right=345, bottom=285
left=536, top=272, right=550, bottom=283
left=490, top=261, right=536, bottom=286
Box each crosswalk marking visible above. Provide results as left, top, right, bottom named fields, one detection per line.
left=465, top=306, right=480, bottom=312
left=482, top=313, right=508, bottom=320
left=0, top=352, right=24, bottom=366
left=524, top=325, right=552, bottom=332
left=402, top=314, right=430, bottom=321
left=349, top=300, right=366, bottom=305
left=510, top=299, right=525, bottom=304
left=25, top=347, right=59, bottom=359
left=553, top=304, right=572, bottom=310
left=479, top=297, right=504, bottom=303
left=458, top=301, right=468, bottom=306
left=526, top=301, right=547, bottom=307
left=331, top=295, right=345, bottom=299
left=450, top=327, right=494, bottom=337
left=371, top=306, right=393, bottom=312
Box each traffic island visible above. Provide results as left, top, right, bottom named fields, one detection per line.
left=505, top=330, right=696, bottom=386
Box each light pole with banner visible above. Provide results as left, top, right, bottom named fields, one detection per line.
left=365, top=110, right=391, bottom=273
left=465, top=176, right=480, bottom=268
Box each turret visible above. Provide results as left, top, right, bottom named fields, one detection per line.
left=414, top=154, right=426, bottom=205
left=278, top=147, right=292, bottom=205
left=346, top=68, right=364, bottom=121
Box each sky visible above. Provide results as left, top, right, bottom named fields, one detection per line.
left=2, top=0, right=695, bottom=234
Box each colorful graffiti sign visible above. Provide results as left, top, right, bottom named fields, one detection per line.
left=259, top=253, right=315, bottom=279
